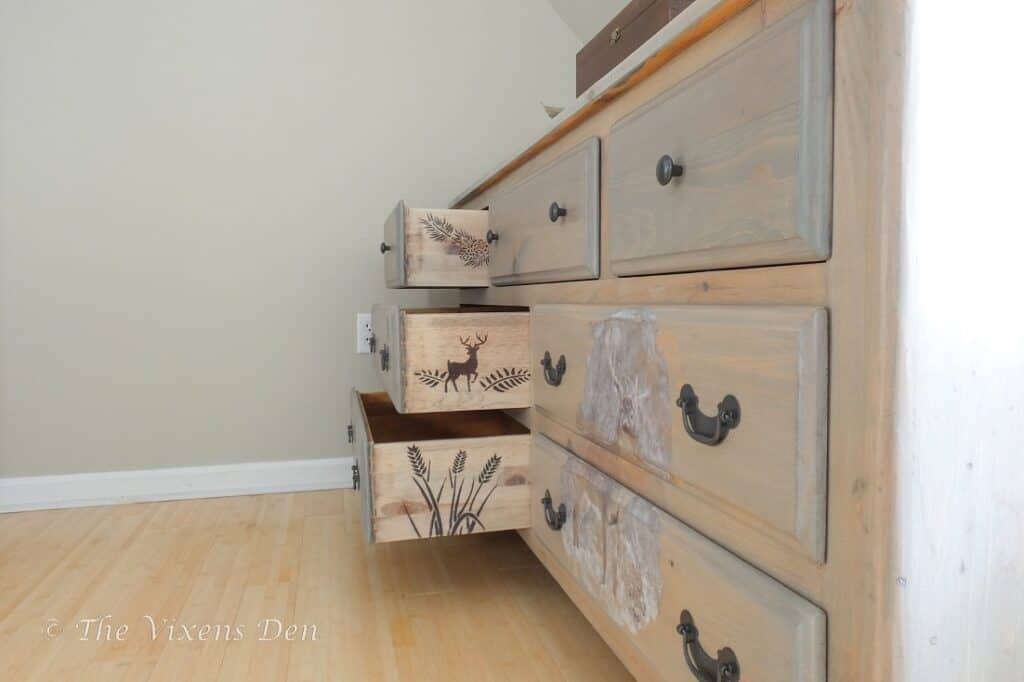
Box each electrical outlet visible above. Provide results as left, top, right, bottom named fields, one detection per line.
left=356, top=313, right=374, bottom=354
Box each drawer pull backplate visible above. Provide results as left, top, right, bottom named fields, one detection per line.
left=540, top=490, right=566, bottom=531
left=676, top=384, right=740, bottom=446
left=540, top=351, right=567, bottom=386
left=677, top=610, right=740, bottom=681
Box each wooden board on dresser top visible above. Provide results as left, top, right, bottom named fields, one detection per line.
left=453, top=0, right=911, bottom=680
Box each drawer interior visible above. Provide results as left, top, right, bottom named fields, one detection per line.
left=359, top=391, right=529, bottom=443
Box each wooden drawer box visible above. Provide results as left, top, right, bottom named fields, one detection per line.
left=532, top=436, right=826, bottom=682
left=487, top=137, right=601, bottom=285
left=607, top=0, right=833, bottom=275
left=370, top=305, right=532, bottom=413
left=381, top=201, right=490, bottom=288
left=349, top=390, right=531, bottom=543
left=531, top=303, right=828, bottom=562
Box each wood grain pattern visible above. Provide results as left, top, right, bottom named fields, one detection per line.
left=532, top=436, right=826, bottom=681
left=382, top=203, right=491, bottom=289
left=608, top=0, right=832, bottom=275
left=371, top=435, right=530, bottom=543
left=399, top=308, right=532, bottom=413
left=488, top=137, right=601, bottom=285
left=532, top=303, right=828, bottom=561
left=0, top=492, right=631, bottom=680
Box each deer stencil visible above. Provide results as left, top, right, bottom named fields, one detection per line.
left=445, top=333, right=487, bottom=392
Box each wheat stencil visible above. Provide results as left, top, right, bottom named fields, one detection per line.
left=403, top=446, right=503, bottom=538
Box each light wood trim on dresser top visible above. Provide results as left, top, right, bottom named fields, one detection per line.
left=451, top=0, right=911, bottom=680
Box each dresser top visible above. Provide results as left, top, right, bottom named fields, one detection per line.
left=449, top=0, right=756, bottom=209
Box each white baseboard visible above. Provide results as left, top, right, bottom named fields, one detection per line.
left=0, top=457, right=354, bottom=513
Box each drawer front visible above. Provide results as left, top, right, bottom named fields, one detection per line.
left=382, top=202, right=490, bottom=288
left=352, top=391, right=532, bottom=544
left=488, top=137, right=600, bottom=285
left=349, top=389, right=375, bottom=543
left=391, top=308, right=532, bottom=413
left=371, top=434, right=530, bottom=543
left=534, top=436, right=826, bottom=682
left=371, top=304, right=403, bottom=405
left=608, top=0, right=832, bottom=275
left=532, top=304, right=828, bottom=561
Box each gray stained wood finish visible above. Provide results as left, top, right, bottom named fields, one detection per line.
left=488, top=137, right=601, bottom=285
left=607, top=0, right=832, bottom=275
left=382, top=201, right=491, bottom=288
left=532, top=435, right=827, bottom=682
left=531, top=303, right=829, bottom=562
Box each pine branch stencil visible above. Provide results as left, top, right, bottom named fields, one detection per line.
left=419, top=213, right=489, bottom=268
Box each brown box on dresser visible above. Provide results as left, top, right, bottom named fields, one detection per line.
left=576, top=0, right=696, bottom=95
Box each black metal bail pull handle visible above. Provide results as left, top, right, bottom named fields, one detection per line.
left=540, top=351, right=567, bottom=386
left=676, top=384, right=740, bottom=446
left=540, top=490, right=567, bottom=531
left=352, top=463, right=360, bottom=491
left=657, top=154, right=685, bottom=186
left=379, top=344, right=390, bottom=372
left=677, top=611, right=740, bottom=681
left=549, top=201, right=567, bottom=222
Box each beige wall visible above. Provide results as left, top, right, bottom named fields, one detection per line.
left=0, top=0, right=579, bottom=477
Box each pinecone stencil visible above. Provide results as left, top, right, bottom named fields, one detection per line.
left=420, top=214, right=489, bottom=268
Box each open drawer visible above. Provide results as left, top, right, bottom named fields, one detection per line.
left=370, top=304, right=531, bottom=413
left=349, top=390, right=531, bottom=543
left=381, top=201, right=490, bottom=288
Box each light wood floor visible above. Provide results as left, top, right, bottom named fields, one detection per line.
left=0, top=490, right=632, bottom=681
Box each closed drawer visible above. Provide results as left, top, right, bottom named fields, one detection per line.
left=371, top=305, right=531, bottom=413
left=530, top=429, right=613, bottom=597
left=532, top=304, right=828, bottom=561
left=487, top=137, right=600, bottom=285
left=607, top=0, right=832, bottom=276
left=533, top=436, right=827, bottom=682
left=381, top=201, right=490, bottom=288
left=349, top=390, right=531, bottom=543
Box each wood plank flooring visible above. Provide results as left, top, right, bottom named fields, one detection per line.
left=0, top=491, right=632, bottom=681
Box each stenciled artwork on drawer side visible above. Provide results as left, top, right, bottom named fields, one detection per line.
left=420, top=213, right=489, bottom=269
left=413, top=333, right=531, bottom=394
left=403, top=445, right=503, bottom=537
left=578, top=309, right=672, bottom=471
left=560, top=457, right=663, bottom=634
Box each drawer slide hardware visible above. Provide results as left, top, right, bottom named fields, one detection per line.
left=548, top=201, right=567, bottom=222
left=656, top=154, right=685, bottom=186
left=540, top=490, right=566, bottom=531
left=540, top=351, right=567, bottom=386
left=677, top=610, right=740, bottom=681
left=676, top=384, right=740, bottom=446
left=347, top=424, right=354, bottom=443
left=352, top=463, right=360, bottom=491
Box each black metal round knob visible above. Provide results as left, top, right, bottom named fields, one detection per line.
left=379, top=241, right=391, bottom=254
left=486, top=230, right=499, bottom=244
left=549, top=202, right=567, bottom=223
left=656, top=154, right=684, bottom=186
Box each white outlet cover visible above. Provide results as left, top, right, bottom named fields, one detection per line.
left=356, top=313, right=373, bottom=354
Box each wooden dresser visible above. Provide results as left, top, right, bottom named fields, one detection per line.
left=350, top=0, right=1016, bottom=679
